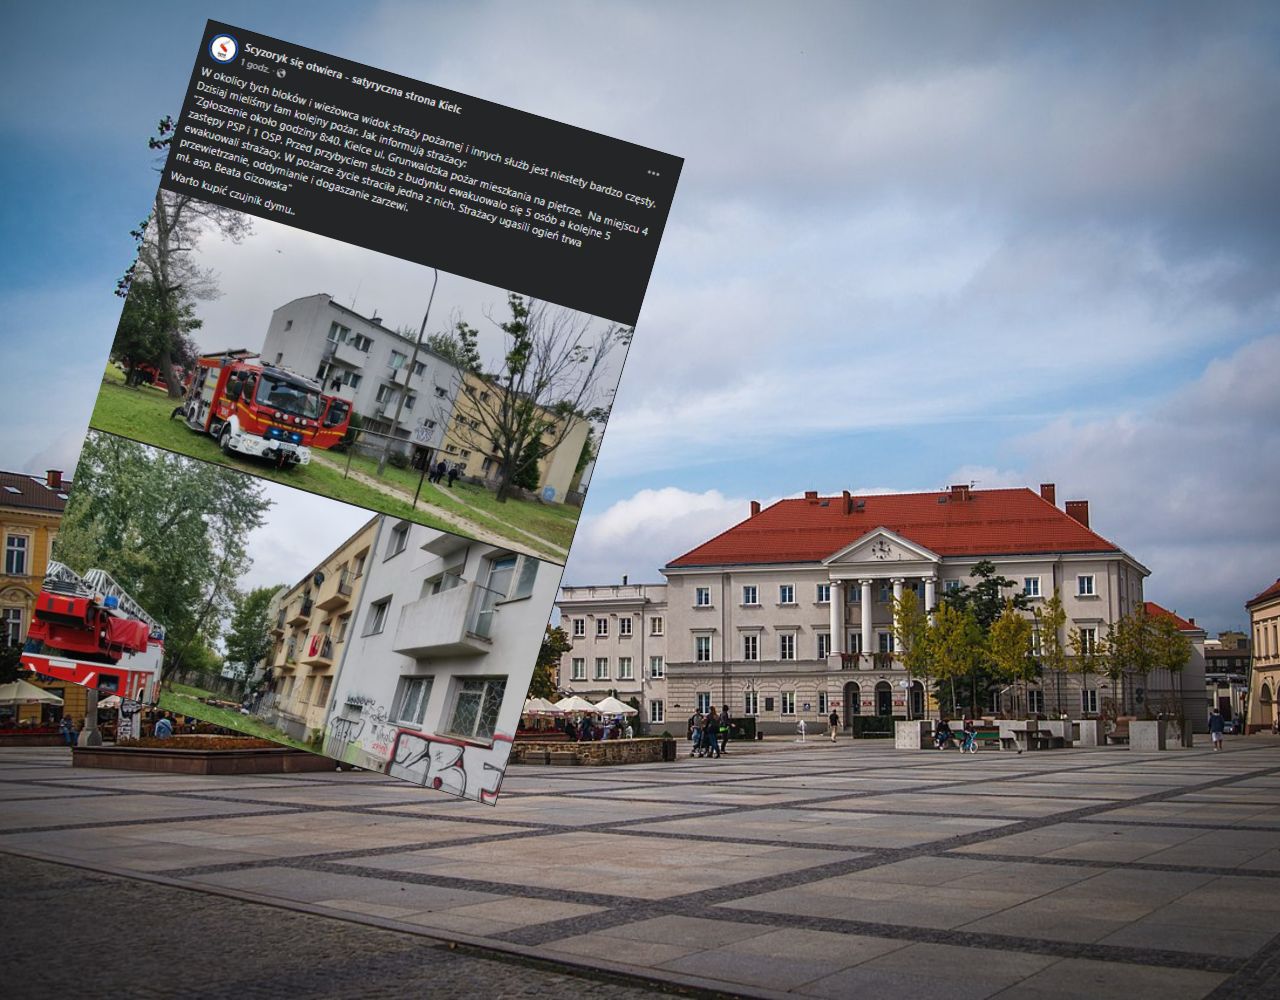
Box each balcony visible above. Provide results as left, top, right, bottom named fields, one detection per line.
left=392, top=582, right=500, bottom=658
left=385, top=366, right=411, bottom=386
left=301, top=634, right=335, bottom=666
left=325, top=340, right=369, bottom=369
left=315, top=572, right=355, bottom=612
left=271, top=611, right=286, bottom=635
left=287, top=597, right=314, bottom=626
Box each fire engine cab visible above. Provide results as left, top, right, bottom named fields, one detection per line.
left=174, top=350, right=352, bottom=467
left=22, top=562, right=165, bottom=705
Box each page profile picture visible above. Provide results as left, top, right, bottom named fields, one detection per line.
left=209, top=34, right=238, bottom=63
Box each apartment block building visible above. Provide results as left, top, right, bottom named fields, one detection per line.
left=0, top=469, right=69, bottom=651
left=262, top=518, right=379, bottom=741
left=323, top=521, right=558, bottom=803
left=261, top=294, right=463, bottom=457
left=555, top=582, right=669, bottom=729
left=439, top=371, right=590, bottom=502
left=1245, top=577, right=1280, bottom=732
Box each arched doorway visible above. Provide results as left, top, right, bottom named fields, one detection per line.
left=1261, top=683, right=1274, bottom=728
left=843, top=681, right=859, bottom=726
left=910, top=680, right=925, bottom=719
left=875, top=681, right=892, bottom=718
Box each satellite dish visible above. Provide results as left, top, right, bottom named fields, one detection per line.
left=313, top=571, right=326, bottom=587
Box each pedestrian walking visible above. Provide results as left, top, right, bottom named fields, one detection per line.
left=153, top=713, right=174, bottom=739
left=1209, top=707, right=1225, bottom=751
left=718, top=704, right=732, bottom=755
left=690, top=712, right=703, bottom=756
left=432, top=460, right=448, bottom=484
left=447, top=463, right=460, bottom=488
left=829, top=709, right=840, bottom=743
left=796, top=718, right=807, bottom=743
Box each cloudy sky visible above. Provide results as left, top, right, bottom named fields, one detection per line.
left=2, top=1, right=1277, bottom=633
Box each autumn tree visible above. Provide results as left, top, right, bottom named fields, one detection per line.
left=1033, top=589, right=1068, bottom=715
left=1069, top=624, right=1104, bottom=716
left=891, top=590, right=933, bottom=717
left=224, top=585, right=283, bottom=684
left=116, top=117, right=252, bottom=396
left=528, top=625, right=570, bottom=700
left=452, top=295, right=630, bottom=501
left=988, top=600, right=1038, bottom=717
left=930, top=603, right=985, bottom=717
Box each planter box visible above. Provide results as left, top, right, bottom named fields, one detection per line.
left=73, top=745, right=338, bottom=775
left=509, top=738, right=669, bottom=766
left=895, top=720, right=932, bottom=749
left=0, top=733, right=66, bottom=747
left=1073, top=719, right=1105, bottom=746
left=1130, top=720, right=1167, bottom=752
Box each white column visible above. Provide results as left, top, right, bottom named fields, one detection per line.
left=891, top=578, right=904, bottom=660
left=860, top=579, right=873, bottom=665
left=924, top=576, right=936, bottom=620
left=829, top=580, right=843, bottom=658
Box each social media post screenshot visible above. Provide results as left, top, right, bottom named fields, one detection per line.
left=22, top=430, right=560, bottom=804
left=26, top=19, right=682, bottom=802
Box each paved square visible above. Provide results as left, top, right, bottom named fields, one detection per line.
left=2, top=737, right=1278, bottom=998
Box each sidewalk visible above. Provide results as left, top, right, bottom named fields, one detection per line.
left=2, top=739, right=1279, bottom=998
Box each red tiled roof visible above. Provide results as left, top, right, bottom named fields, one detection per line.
left=1247, top=578, right=1280, bottom=608
left=0, top=471, right=72, bottom=514
left=667, top=487, right=1123, bottom=568
left=1144, top=601, right=1200, bottom=632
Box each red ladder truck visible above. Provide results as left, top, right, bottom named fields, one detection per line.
left=173, top=350, right=352, bottom=467
left=22, top=561, right=165, bottom=705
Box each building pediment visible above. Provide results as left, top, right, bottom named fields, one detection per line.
left=822, top=528, right=940, bottom=568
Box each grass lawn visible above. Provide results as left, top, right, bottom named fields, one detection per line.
left=158, top=689, right=317, bottom=752
left=88, top=378, right=568, bottom=560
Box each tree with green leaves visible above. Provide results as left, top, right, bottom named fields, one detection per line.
left=529, top=625, right=570, bottom=700
left=116, top=117, right=252, bottom=397
left=423, top=325, right=482, bottom=374
left=1106, top=605, right=1159, bottom=714
left=1069, top=624, right=1104, bottom=717
left=451, top=294, right=630, bottom=501
left=930, top=602, right=985, bottom=717
left=0, top=643, right=23, bottom=685
left=113, top=279, right=202, bottom=386
left=1033, top=589, right=1068, bottom=715
left=988, top=600, right=1038, bottom=717
left=945, top=559, right=1031, bottom=630
left=55, top=433, right=271, bottom=679
left=224, top=585, right=282, bottom=684
left=891, top=590, right=933, bottom=717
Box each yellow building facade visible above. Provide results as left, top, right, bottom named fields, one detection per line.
left=1, top=469, right=71, bottom=725
left=1245, top=578, right=1280, bottom=733
left=439, top=372, right=590, bottom=502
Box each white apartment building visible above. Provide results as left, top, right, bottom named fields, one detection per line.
left=323, top=518, right=558, bottom=803
left=261, top=294, right=463, bottom=457
left=556, top=582, right=669, bottom=731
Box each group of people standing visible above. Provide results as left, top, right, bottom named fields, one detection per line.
left=428, top=460, right=463, bottom=487
left=688, top=706, right=731, bottom=757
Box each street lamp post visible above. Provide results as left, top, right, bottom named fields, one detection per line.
left=378, top=268, right=439, bottom=476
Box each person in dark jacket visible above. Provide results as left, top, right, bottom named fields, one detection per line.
left=1209, top=708, right=1225, bottom=751
left=719, top=705, right=732, bottom=755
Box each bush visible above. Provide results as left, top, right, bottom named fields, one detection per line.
left=731, top=716, right=756, bottom=741
left=847, top=715, right=895, bottom=738
left=387, top=449, right=410, bottom=469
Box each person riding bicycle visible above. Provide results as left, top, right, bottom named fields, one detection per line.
left=961, top=718, right=978, bottom=754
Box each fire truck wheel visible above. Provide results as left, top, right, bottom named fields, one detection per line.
left=219, top=425, right=233, bottom=453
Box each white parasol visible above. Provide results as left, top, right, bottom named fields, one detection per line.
left=0, top=680, right=65, bottom=706
left=592, top=696, right=638, bottom=716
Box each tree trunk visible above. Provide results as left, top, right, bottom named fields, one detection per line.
left=160, top=349, right=183, bottom=398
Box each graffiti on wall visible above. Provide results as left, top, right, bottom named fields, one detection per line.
left=389, top=728, right=513, bottom=804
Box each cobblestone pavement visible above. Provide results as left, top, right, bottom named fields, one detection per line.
left=2, top=737, right=1279, bottom=999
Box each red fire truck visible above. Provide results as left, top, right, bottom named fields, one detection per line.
left=22, top=562, right=165, bottom=705
left=173, top=351, right=352, bottom=467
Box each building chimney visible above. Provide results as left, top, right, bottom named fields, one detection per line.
left=842, top=490, right=852, bottom=514
left=804, top=490, right=818, bottom=502
left=1065, top=499, right=1090, bottom=527
left=622, top=574, right=628, bottom=586
left=46, top=470, right=62, bottom=490
left=1039, top=483, right=1056, bottom=506
left=750, top=500, right=761, bottom=517
left=1188, top=617, right=1196, bottom=627
left=950, top=484, right=970, bottom=502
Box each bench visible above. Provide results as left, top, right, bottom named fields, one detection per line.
left=1027, top=732, right=1065, bottom=750
left=1105, top=716, right=1136, bottom=745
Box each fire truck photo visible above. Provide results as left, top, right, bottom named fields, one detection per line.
left=173, top=350, right=352, bottom=467
left=22, top=561, right=165, bottom=705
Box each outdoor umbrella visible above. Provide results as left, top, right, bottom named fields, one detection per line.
left=592, top=696, right=637, bottom=716
left=0, top=680, right=64, bottom=706
left=97, top=695, right=122, bottom=710
left=553, top=695, right=597, bottom=714
left=522, top=697, right=563, bottom=715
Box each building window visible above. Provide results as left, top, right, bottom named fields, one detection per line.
left=335, top=613, right=351, bottom=643
left=816, top=583, right=830, bottom=604
left=299, top=675, right=315, bottom=705
left=403, top=394, right=415, bottom=411
left=446, top=677, right=506, bottom=741
left=327, top=321, right=350, bottom=343
left=619, top=617, right=633, bottom=637
left=878, top=632, right=895, bottom=653
left=596, top=618, right=609, bottom=638
left=649, top=700, right=665, bottom=725
left=849, top=585, right=861, bottom=603
left=779, top=584, right=795, bottom=605
left=742, top=585, right=758, bottom=606
left=352, top=334, right=373, bottom=352
left=4, top=535, right=28, bottom=576
left=695, top=636, right=712, bottom=662
left=435, top=386, right=448, bottom=398
left=572, top=618, right=585, bottom=638
left=847, top=632, right=863, bottom=654
left=817, top=633, right=831, bottom=659
left=650, top=616, right=664, bottom=636
left=878, top=583, right=891, bottom=602
left=696, top=692, right=711, bottom=714
left=389, top=350, right=408, bottom=370
left=342, top=371, right=362, bottom=389
left=1081, top=689, right=1098, bottom=714
left=1023, top=577, right=1041, bottom=598
left=595, top=657, right=609, bottom=681
left=1077, top=627, right=1098, bottom=655
left=392, top=676, right=432, bottom=726
left=695, top=587, right=711, bottom=607
left=1027, top=689, right=1044, bottom=714
left=387, top=521, right=409, bottom=558
left=571, top=657, right=586, bottom=681
left=742, top=634, right=758, bottom=661
left=945, top=579, right=961, bottom=594
left=743, top=690, right=758, bottom=716
left=412, top=361, right=426, bottom=377
left=818, top=692, right=828, bottom=716
left=1077, top=574, right=1096, bottom=597
left=375, top=384, right=393, bottom=404
left=779, top=633, right=796, bottom=660
left=1, top=608, right=22, bottom=646
left=781, top=691, right=796, bottom=715
left=365, top=598, right=390, bottom=635
left=284, top=320, right=293, bottom=331
left=649, top=655, right=664, bottom=678
left=617, top=656, right=634, bottom=680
